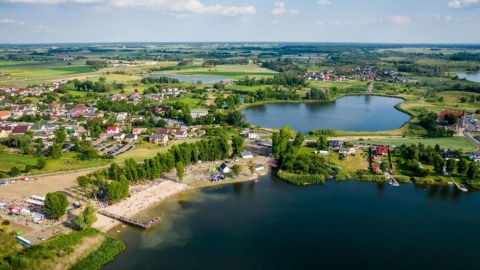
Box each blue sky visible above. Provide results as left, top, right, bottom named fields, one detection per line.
left=0, top=0, right=478, bottom=43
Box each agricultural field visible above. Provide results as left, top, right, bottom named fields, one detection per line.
left=168, top=64, right=278, bottom=79
left=356, top=137, right=477, bottom=151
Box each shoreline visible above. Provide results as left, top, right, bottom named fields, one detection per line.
left=93, top=171, right=265, bottom=233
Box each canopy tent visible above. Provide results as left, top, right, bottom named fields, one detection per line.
left=31, top=195, right=45, bottom=201
left=210, top=167, right=217, bottom=173
left=25, top=199, right=44, bottom=206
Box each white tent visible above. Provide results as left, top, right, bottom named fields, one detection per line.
left=31, top=195, right=45, bottom=201
left=25, top=199, right=44, bottom=206
left=20, top=208, right=31, bottom=216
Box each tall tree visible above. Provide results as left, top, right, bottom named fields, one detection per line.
left=176, top=162, right=185, bottom=182
left=433, top=154, right=445, bottom=174
left=231, top=164, right=243, bottom=178
left=75, top=202, right=98, bottom=230
left=467, top=162, right=479, bottom=180
left=457, top=158, right=469, bottom=175
left=231, top=135, right=245, bottom=157
left=446, top=159, right=457, bottom=175
left=44, top=192, right=69, bottom=220
left=317, top=136, right=328, bottom=150
left=248, top=159, right=255, bottom=176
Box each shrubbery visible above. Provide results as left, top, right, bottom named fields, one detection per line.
left=70, top=237, right=125, bottom=270
left=277, top=170, right=325, bottom=185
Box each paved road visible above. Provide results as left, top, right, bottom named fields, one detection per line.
left=463, top=132, right=480, bottom=152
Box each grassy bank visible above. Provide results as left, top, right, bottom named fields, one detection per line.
left=356, top=137, right=477, bottom=151
left=277, top=169, right=325, bottom=185
left=0, top=228, right=124, bottom=270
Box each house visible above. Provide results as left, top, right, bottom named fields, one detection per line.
left=247, top=131, right=258, bottom=139
left=125, top=134, right=138, bottom=142
left=190, top=109, right=208, bottom=119
left=11, top=125, right=29, bottom=134
left=116, top=112, right=128, bottom=122
left=219, top=163, right=231, bottom=173
left=113, top=133, right=125, bottom=141
left=0, top=111, right=10, bottom=120
left=132, top=127, right=147, bottom=135
left=443, top=151, right=461, bottom=161
left=156, top=128, right=171, bottom=135
left=318, top=150, right=329, bottom=156
left=438, top=109, right=466, bottom=127
left=376, top=146, right=389, bottom=156
left=240, top=151, right=254, bottom=159
left=106, top=126, right=119, bottom=134
left=255, top=164, right=265, bottom=171
left=0, top=130, right=8, bottom=139
left=328, top=140, right=343, bottom=149
left=339, top=147, right=356, bottom=156
left=149, top=133, right=169, bottom=146
left=129, top=115, right=143, bottom=121
left=175, top=130, right=187, bottom=139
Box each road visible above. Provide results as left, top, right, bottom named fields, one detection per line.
left=463, top=132, right=480, bottom=152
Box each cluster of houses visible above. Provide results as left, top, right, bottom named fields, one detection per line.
left=0, top=80, right=67, bottom=100
left=304, top=67, right=405, bottom=83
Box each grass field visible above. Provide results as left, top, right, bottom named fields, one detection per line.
left=116, top=141, right=184, bottom=162
left=0, top=65, right=92, bottom=79
left=0, top=152, right=37, bottom=173
left=170, top=64, right=278, bottom=79
left=356, top=137, right=477, bottom=151
left=163, top=96, right=203, bottom=107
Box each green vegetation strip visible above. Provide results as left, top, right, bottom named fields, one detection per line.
left=277, top=170, right=325, bottom=185
left=70, top=236, right=126, bottom=270
left=357, top=137, right=477, bottom=151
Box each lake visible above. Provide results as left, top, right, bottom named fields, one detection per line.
left=104, top=172, right=480, bottom=270
left=457, top=73, right=480, bottom=83
left=143, top=73, right=232, bottom=83
left=242, top=96, right=410, bottom=133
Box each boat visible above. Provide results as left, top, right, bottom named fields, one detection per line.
left=459, top=185, right=468, bottom=192
left=389, top=178, right=399, bottom=187
left=121, top=224, right=126, bottom=228
left=253, top=179, right=259, bottom=183
left=116, top=230, right=121, bottom=233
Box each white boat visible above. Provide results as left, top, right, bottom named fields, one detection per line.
left=116, top=230, right=121, bottom=233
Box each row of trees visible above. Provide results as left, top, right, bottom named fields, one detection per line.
left=235, top=74, right=307, bottom=87
left=77, top=135, right=231, bottom=202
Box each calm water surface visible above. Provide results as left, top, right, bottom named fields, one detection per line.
left=143, top=74, right=232, bottom=83
left=457, top=73, right=480, bottom=83
left=104, top=172, right=480, bottom=270
left=242, top=96, right=410, bottom=133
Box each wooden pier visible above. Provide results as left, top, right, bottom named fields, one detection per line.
left=98, top=210, right=160, bottom=229
left=450, top=176, right=468, bottom=192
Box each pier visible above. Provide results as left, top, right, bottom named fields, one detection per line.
left=450, top=176, right=468, bottom=192
left=98, top=210, right=160, bottom=229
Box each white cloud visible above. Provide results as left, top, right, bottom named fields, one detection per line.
left=316, top=21, right=324, bottom=26
left=3, top=0, right=257, bottom=16
left=317, top=0, right=331, bottom=5
left=388, top=15, right=410, bottom=24
left=0, top=18, right=25, bottom=25
left=446, top=14, right=452, bottom=21
left=363, top=18, right=383, bottom=25
left=448, top=0, right=479, bottom=8
left=271, top=2, right=299, bottom=15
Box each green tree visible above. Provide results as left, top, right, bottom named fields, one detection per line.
left=467, top=162, right=479, bottom=180
left=47, top=143, right=62, bottom=159
left=317, top=136, right=328, bottom=150
left=446, top=159, right=457, bottom=175
left=231, top=135, right=245, bottom=157
left=433, top=154, right=445, bottom=174
left=53, top=126, right=67, bottom=145
left=75, top=202, right=98, bottom=230
left=457, top=158, right=469, bottom=175
left=176, top=162, right=185, bottom=182
left=272, top=126, right=292, bottom=162
left=231, top=164, right=243, bottom=178
left=247, top=159, right=255, bottom=176
left=9, top=166, right=21, bottom=177
left=380, top=161, right=390, bottom=173
left=44, top=192, right=69, bottom=220
left=36, top=156, right=47, bottom=170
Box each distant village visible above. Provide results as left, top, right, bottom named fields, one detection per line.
left=304, top=66, right=406, bottom=83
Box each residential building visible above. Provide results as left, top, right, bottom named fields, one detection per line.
left=149, top=133, right=169, bottom=146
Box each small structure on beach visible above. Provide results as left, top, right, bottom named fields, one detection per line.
left=240, top=151, right=254, bottom=159
left=255, top=164, right=265, bottom=171
left=219, top=163, right=231, bottom=173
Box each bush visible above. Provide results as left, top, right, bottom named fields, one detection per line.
left=277, top=170, right=325, bottom=185
left=335, top=174, right=351, bottom=181
left=394, top=175, right=410, bottom=184
left=412, top=177, right=437, bottom=185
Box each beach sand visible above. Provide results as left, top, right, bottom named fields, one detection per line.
left=93, top=180, right=189, bottom=232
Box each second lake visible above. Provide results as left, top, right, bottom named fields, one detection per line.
left=242, top=95, right=410, bottom=133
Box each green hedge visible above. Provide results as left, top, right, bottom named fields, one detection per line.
left=356, top=174, right=387, bottom=183
left=412, top=177, right=437, bottom=185
left=335, top=174, right=351, bottom=181
left=70, top=236, right=125, bottom=270
left=277, top=170, right=325, bottom=185
left=394, top=175, right=411, bottom=184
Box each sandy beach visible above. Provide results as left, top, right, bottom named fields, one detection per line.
left=93, top=180, right=189, bottom=232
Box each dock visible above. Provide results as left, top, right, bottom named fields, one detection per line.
left=450, top=176, right=468, bottom=192
left=98, top=210, right=160, bottom=229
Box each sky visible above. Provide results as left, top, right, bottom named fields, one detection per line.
left=0, top=0, right=479, bottom=44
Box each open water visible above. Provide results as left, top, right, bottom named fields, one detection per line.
left=104, top=171, right=480, bottom=270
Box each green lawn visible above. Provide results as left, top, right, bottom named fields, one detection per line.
left=163, top=96, right=203, bottom=107
left=0, top=65, right=92, bottom=79
left=0, top=152, right=37, bottom=173
left=356, top=137, right=477, bottom=151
